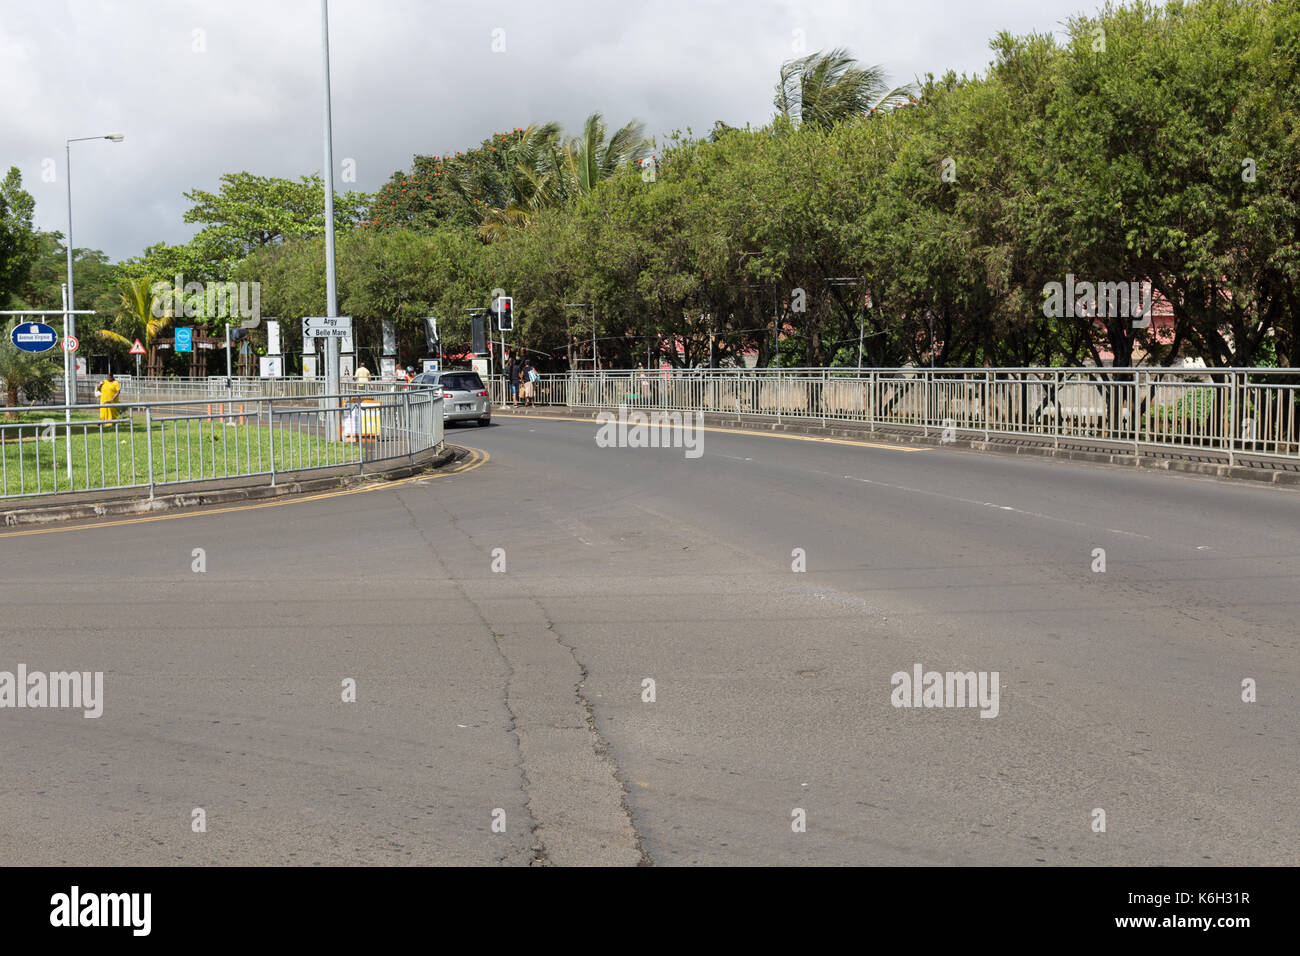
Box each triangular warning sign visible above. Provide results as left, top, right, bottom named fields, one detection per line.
left=129, top=339, right=146, bottom=355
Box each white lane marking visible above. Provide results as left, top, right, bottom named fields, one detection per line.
left=717, top=454, right=754, bottom=462
left=842, top=474, right=1153, bottom=539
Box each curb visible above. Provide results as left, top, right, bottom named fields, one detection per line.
left=1, top=445, right=463, bottom=529
left=496, top=407, right=1300, bottom=489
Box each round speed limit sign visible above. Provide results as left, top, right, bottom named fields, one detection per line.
left=62, top=335, right=79, bottom=352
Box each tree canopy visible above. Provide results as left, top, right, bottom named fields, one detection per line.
left=10, top=0, right=1297, bottom=374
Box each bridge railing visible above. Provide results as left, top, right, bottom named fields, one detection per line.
left=1, top=386, right=443, bottom=502
left=487, top=367, right=1300, bottom=465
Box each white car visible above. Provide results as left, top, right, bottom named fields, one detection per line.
left=412, top=370, right=491, bottom=426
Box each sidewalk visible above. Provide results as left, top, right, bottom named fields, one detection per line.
left=497, top=404, right=1300, bottom=487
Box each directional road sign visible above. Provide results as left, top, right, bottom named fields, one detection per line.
left=303, top=316, right=353, bottom=338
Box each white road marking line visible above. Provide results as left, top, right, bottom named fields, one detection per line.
left=842, top=473, right=1153, bottom=539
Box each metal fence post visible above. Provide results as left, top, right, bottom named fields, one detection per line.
left=868, top=370, right=876, bottom=432
left=404, top=389, right=413, bottom=465
left=821, top=368, right=828, bottom=428
left=984, top=370, right=991, bottom=441
left=269, top=397, right=277, bottom=487
left=144, top=405, right=155, bottom=499
left=1053, top=369, right=1061, bottom=449
left=1228, top=370, right=1238, bottom=466
left=923, top=369, right=931, bottom=438
left=1134, top=370, right=1141, bottom=457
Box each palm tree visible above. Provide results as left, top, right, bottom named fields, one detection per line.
left=95, top=276, right=173, bottom=357
left=774, top=48, right=914, bottom=130
left=470, top=123, right=565, bottom=241
left=0, top=323, right=58, bottom=416
left=476, top=113, right=651, bottom=241
left=557, top=113, right=651, bottom=198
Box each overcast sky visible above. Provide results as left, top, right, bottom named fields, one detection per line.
left=3, top=0, right=1106, bottom=263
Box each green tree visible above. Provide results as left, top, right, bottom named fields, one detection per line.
left=179, top=172, right=370, bottom=275
left=1046, top=0, right=1300, bottom=368
left=475, top=114, right=650, bottom=241
left=775, top=49, right=914, bottom=130
left=0, top=167, right=39, bottom=309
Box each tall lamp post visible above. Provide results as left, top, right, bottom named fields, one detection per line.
left=321, top=0, right=341, bottom=419
left=65, top=132, right=123, bottom=404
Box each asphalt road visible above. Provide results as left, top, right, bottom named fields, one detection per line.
left=1, top=414, right=1297, bottom=866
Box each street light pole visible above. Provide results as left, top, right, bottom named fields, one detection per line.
left=321, top=0, right=341, bottom=423
left=64, top=132, right=123, bottom=406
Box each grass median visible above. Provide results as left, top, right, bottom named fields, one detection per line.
left=1, top=407, right=362, bottom=499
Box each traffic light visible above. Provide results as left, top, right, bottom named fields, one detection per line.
left=490, top=295, right=514, bottom=332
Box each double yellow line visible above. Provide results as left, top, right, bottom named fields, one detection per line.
left=0, top=446, right=490, bottom=538
left=505, top=412, right=929, bottom=453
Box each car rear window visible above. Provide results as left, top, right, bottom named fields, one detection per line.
left=439, top=373, right=484, bottom=391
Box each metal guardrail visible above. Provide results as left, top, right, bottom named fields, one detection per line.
left=486, top=367, right=1300, bottom=465
left=1, top=386, right=443, bottom=501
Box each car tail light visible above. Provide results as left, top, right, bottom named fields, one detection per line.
left=443, top=392, right=454, bottom=399
left=477, top=390, right=488, bottom=397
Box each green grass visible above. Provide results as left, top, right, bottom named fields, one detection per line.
left=1, top=411, right=360, bottom=499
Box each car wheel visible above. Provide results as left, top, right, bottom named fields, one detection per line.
left=477, top=417, right=491, bottom=427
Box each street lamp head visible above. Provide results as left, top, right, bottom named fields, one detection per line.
left=106, top=133, right=124, bottom=142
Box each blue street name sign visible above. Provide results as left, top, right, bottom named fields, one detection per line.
left=10, top=322, right=59, bottom=353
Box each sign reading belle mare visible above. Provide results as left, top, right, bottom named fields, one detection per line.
left=303, top=316, right=353, bottom=338
left=10, top=322, right=59, bottom=353
left=175, top=327, right=193, bottom=352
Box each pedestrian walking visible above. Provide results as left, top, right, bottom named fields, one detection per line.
left=508, top=355, right=521, bottom=407
left=524, top=362, right=539, bottom=407
left=95, top=371, right=121, bottom=422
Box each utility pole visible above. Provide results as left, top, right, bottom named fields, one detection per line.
left=320, top=0, right=341, bottom=430
left=827, top=276, right=866, bottom=368
left=565, top=303, right=594, bottom=370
